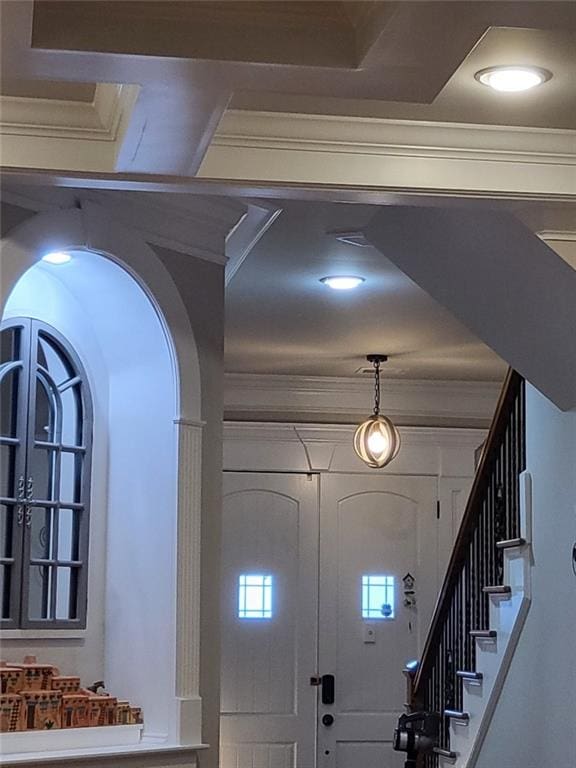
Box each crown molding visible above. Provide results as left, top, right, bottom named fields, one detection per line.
left=223, top=420, right=486, bottom=475
left=224, top=421, right=486, bottom=447
left=201, top=110, right=576, bottom=200
left=0, top=84, right=139, bottom=172
left=224, top=373, right=501, bottom=428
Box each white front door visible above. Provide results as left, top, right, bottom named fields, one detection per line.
left=221, top=472, right=319, bottom=768
left=221, top=472, right=437, bottom=768
left=317, top=474, right=437, bottom=768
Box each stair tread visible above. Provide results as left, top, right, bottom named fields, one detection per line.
left=496, top=537, right=526, bottom=549
left=483, top=585, right=512, bottom=594
left=444, top=709, right=470, bottom=721
left=456, top=669, right=483, bottom=680
left=433, top=747, right=458, bottom=759
left=470, top=629, right=497, bottom=638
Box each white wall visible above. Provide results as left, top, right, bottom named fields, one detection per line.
left=1, top=250, right=179, bottom=741
left=475, top=385, right=576, bottom=768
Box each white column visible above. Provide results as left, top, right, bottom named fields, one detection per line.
left=174, top=419, right=204, bottom=745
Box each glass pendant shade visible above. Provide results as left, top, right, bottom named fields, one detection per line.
left=353, top=414, right=401, bottom=469
left=353, top=354, right=401, bottom=468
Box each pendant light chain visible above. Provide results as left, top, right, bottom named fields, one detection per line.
left=373, top=357, right=381, bottom=416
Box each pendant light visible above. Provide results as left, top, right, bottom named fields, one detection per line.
left=353, top=355, right=401, bottom=469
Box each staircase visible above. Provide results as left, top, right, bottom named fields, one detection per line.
left=405, top=371, right=532, bottom=767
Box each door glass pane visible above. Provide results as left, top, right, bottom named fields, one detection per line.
left=29, top=507, right=55, bottom=561
left=362, top=575, right=395, bottom=619
left=238, top=574, right=273, bottom=619
left=0, top=367, right=20, bottom=438
left=29, top=448, right=57, bottom=501
left=55, top=567, right=78, bottom=620
left=1, top=564, right=11, bottom=619
left=0, top=505, right=14, bottom=558
left=28, top=564, right=52, bottom=619
left=0, top=327, right=21, bottom=369
left=34, top=377, right=56, bottom=442
left=59, top=452, right=82, bottom=504
left=57, top=508, right=80, bottom=561
left=38, top=335, right=71, bottom=385
left=61, top=385, right=82, bottom=447
left=0, top=445, right=15, bottom=498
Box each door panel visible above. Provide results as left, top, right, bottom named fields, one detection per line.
left=221, top=473, right=319, bottom=768
left=318, top=475, right=437, bottom=768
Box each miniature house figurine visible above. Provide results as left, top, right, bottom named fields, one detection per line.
left=402, top=572, right=417, bottom=608
left=21, top=690, right=62, bottom=730
left=87, top=694, right=118, bottom=727
left=19, top=656, right=55, bottom=691
left=0, top=663, right=23, bottom=694
left=0, top=657, right=143, bottom=733
left=62, top=693, right=90, bottom=728
left=51, top=675, right=81, bottom=694
left=115, top=700, right=131, bottom=725
left=0, top=694, right=22, bottom=732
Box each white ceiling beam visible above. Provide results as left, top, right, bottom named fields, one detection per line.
left=200, top=110, right=576, bottom=201
left=364, top=207, right=576, bottom=411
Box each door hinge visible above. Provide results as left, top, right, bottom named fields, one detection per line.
left=436, top=500, right=440, bottom=519
left=309, top=675, right=321, bottom=686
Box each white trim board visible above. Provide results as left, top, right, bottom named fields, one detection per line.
left=200, top=110, right=576, bottom=199
left=224, top=373, right=501, bottom=428
left=223, top=421, right=486, bottom=476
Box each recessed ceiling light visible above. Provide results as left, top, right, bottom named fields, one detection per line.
left=320, top=276, right=365, bottom=290
left=475, top=66, right=551, bottom=92
left=42, top=251, right=72, bottom=265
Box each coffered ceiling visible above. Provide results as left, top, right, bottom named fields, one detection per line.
left=1, top=1, right=575, bottom=385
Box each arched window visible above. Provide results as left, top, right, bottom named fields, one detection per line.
left=0, top=318, right=92, bottom=629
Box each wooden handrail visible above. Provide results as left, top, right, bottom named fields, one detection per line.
left=413, top=368, right=524, bottom=699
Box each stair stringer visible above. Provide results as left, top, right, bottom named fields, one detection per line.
left=439, top=471, right=533, bottom=768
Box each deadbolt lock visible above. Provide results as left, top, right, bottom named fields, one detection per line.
left=322, top=714, right=335, bottom=727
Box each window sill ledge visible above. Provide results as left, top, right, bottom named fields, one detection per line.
left=0, top=629, right=87, bottom=640
left=1, top=736, right=209, bottom=765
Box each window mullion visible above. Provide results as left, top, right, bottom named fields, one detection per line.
left=19, top=320, right=39, bottom=628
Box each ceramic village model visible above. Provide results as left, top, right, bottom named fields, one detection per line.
left=0, top=657, right=143, bottom=732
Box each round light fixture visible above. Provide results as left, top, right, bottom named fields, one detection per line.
left=353, top=355, right=401, bottom=469
left=320, top=276, right=365, bottom=290
left=475, top=66, right=551, bottom=92
left=42, top=251, right=72, bottom=265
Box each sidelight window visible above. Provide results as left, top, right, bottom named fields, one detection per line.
left=0, top=319, right=92, bottom=629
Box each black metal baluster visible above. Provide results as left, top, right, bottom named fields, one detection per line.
left=408, top=372, right=526, bottom=763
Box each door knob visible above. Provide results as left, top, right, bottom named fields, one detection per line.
left=322, top=714, right=334, bottom=727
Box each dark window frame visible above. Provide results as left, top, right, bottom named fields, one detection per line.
left=1, top=318, right=93, bottom=630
